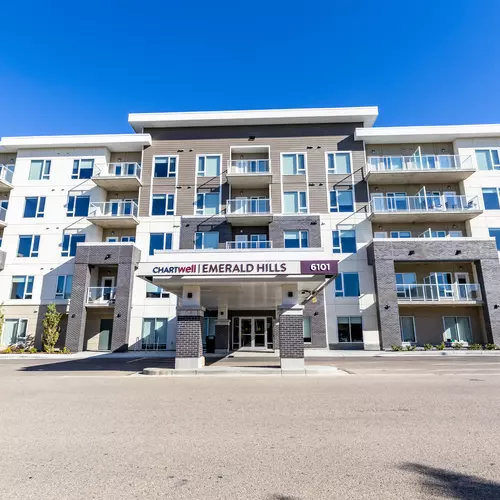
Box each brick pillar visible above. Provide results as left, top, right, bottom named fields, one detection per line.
left=175, top=307, right=205, bottom=369
left=278, top=305, right=305, bottom=371
left=215, top=320, right=230, bottom=353
left=65, top=263, right=91, bottom=352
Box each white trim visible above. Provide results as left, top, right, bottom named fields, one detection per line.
left=442, top=316, right=472, bottom=343
left=280, top=152, right=307, bottom=176
left=151, top=154, right=179, bottom=180
left=400, top=316, right=417, bottom=343
left=196, top=154, right=222, bottom=177
left=101, top=276, right=115, bottom=288
left=324, top=150, right=353, bottom=175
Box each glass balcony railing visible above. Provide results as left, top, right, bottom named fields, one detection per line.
left=227, top=160, right=270, bottom=174
left=396, top=283, right=482, bottom=302
left=371, top=195, right=480, bottom=213
left=0, top=165, right=14, bottom=184
left=89, top=201, right=139, bottom=217
left=225, top=240, right=272, bottom=249
left=0, top=206, right=6, bottom=223
left=94, top=162, right=142, bottom=179
left=367, top=155, right=473, bottom=172
left=86, top=287, right=116, bottom=305
left=226, top=199, right=270, bottom=215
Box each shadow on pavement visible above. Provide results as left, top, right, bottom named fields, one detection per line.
left=402, top=463, right=500, bottom=499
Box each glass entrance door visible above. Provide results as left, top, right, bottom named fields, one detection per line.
left=240, top=318, right=252, bottom=347
left=239, top=317, right=268, bottom=348
left=254, top=318, right=266, bottom=347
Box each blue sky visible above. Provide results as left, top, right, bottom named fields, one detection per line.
left=1, top=0, right=499, bottom=136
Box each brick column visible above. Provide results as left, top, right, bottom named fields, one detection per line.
left=215, top=320, right=230, bottom=353
left=175, top=307, right=205, bottom=369
left=278, top=305, right=305, bottom=371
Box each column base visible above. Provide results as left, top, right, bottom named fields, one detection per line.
left=281, top=358, right=305, bottom=371
left=175, top=357, right=205, bottom=370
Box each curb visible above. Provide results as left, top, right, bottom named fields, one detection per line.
left=142, top=366, right=347, bottom=377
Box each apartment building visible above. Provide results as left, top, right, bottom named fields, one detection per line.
left=0, top=108, right=500, bottom=367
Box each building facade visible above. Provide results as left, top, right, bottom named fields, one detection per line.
left=1, top=108, right=500, bottom=366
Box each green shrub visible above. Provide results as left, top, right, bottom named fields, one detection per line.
left=60, top=347, right=71, bottom=354
left=42, top=304, right=62, bottom=353
left=486, top=343, right=498, bottom=350
left=391, top=345, right=403, bottom=351
left=453, top=343, right=464, bottom=350
left=469, top=344, right=482, bottom=350
left=28, top=346, right=37, bottom=354
left=1, top=346, right=13, bottom=354
left=423, top=344, right=433, bottom=351
left=436, top=342, right=445, bottom=351
left=406, top=345, right=416, bottom=351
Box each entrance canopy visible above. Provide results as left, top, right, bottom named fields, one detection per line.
left=136, top=249, right=338, bottom=309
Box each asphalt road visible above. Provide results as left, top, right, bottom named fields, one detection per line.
left=1, top=357, right=500, bottom=499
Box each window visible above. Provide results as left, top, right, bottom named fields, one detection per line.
left=151, top=194, right=175, bottom=216
left=55, top=275, right=73, bottom=299
left=332, top=230, right=356, bottom=253
left=23, top=197, right=46, bottom=218
left=154, top=156, right=177, bottom=178
left=195, top=232, right=219, bottom=249
left=149, top=233, right=172, bottom=256
left=29, top=160, right=51, bottom=180
left=327, top=152, right=351, bottom=174
left=482, top=188, right=500, bottom=210
left=72, top=159, right=94, bottom=179
left=146, top=282, right=169, bottom=299
left=489, top=228, right=500, bottom=250
left=335, top=273, right=360, bottom=297
left=443, top=316, right=472, bottom=343
left=17, top=235, right=40, bottom=258
left=121, top=236, right=136, bottom=243
left=303, top=317, right=312, bottom=343
left=421, top=229, right=447, bottom=238
left=390, top=231, right=412, bottom=238
left=2, top=319, right=28, bottom=345
left=284, top=230, right=309, bottom=248
left=396, top=273, right=417, bottom=298
left=67, top=195, right=90, bottom=217
left=106, top=237, right=119, bottom=243
left=448, top=231, right=463, bottom=238
left=142, top=318, right=169, bottom=349
left=282, top=153, right=306, bottom=175
left=400, top=316, right=416, bottom=343
left=475, top=149, right=500, bottom=170
left=283, top=191, right=307, bottom=214
left=374, top=232, right=387, bottom=238
left=330, top=189, right=354, bottom=212
left=337, top=316, right=363, bottom=342
left=62, top=233, right=85, bottom=257
left=197, top=155, right=221, bottom=176
left=196, top=191, right=220, bottom=215
left=11, top=276, right=34, bottom=299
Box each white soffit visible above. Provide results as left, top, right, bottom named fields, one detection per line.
left=355, top=124, right=500, bottom=144
left=128, top=106, right=379, bottom=131
left=0, top=134, right=152, bottom=152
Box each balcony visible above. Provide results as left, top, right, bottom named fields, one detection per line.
left=226, top=160, right=272, bottom=187
left=366, top=155, right=475, bottom=184
left=86, top=287, right=116, bottom=306
left=370, top=194, right=482, bottom=223
left=0, top=206, right=7, bottom=229
left=87, top=201, right=139, bottom=228
left=0, top=165, right=14, bottom=191
left=397, top=283, right=482, bottom=306
left=226, top=240, right=272, bottom=249
left=92, top=163, right=142, bottom=191
left=226, top=198, right=272, bottom=225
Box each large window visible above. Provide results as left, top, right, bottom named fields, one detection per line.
left=154, top=156, right=177, bottom=178
left=62, top=233, right=86, bottom=257
left=475, top=149, right=500, bottom=171
left=121, top=236, right=136, bottom=243
left=2, top=319, right=28, bottom=345
left=149, top=233, right=172, bottom=256
left=23, top=196, right=46, bottom=218
left=335, top=272, right=360, bottom=297
left=330, top=189, right=354, bottom=212
left=55, top=275, right=73, bottom=299
left=283, top=191, right=307, bottom=214
left=327, top=152, right=351, bottom=174
left=29, top=160, right=51, bottom=180
left=196, top=191, right=220, bottom=215
left=332, top=230, right=356, bottom=253
left=151, top=194, right=175, bottom=216
left=146, top=282, right=169, bottom=298
left=195, top=232, right=219, bottom=249
left=303, top=317, right=312, bottom=343
left=142, top=318, right=169, bottom=350
left=390, top=231, right=412, bottom=238
left=67, top=195, right=90, bottom=217
left=17, top=235, right=40, bottom=258
left=11, top=276, right=34, bottom=299
left=282, top=153, right=306, bottom=175
left=337, top=316, right=363, bottom=343
left=400, top=316, right=416, bottom=343
left=197, top=155, right=221, bottom=177
left=443, top=316, right=472, bottom=343
left=482, top=188, right=500, bottom=210
left=284, top=230, right=309, bottom=248
left=489, top=228, right=500, bottom=250
left=72, top=159, right=94, bottom=179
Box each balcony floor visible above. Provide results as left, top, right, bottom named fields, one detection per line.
left=87, top=215, right=139, bottom=228
left=226, top=173, right=272, bottom=188
left=226, top=214, right=273, bottom=226
left=370, top=209, right=482, bottom=223
left=366, top=169, right=476, bottom=185
left=398, top=300, right=483, bottom=307
left=91, top=176, right=142, bottom=191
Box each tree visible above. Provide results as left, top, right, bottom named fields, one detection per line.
left=42, top=303, right=62, bottom=353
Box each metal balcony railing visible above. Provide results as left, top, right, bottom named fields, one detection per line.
left=226, top=199, right=270, bottom=214
left=227, top=160, right=270, bottom=174
left=367, top=155, right=473, bottom=172
left=94, top=162, right=142, bottom=179
left=225, top=240, right=272, bottom=249
left=371, top=195, right=480, bottom=213
left=396, top=283, right=482, bottom=302
left=86, top=287, right=116, bottom=304
left=90, top=201, right=139, bottom=217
